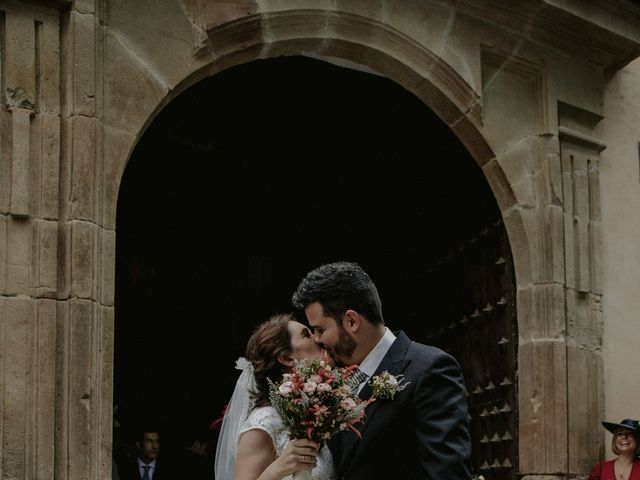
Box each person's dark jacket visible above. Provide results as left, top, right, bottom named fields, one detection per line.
left=329, top=331, right=472, bottom=480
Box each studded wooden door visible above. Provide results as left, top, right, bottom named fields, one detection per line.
left=416, top=218, right=517, bottom=480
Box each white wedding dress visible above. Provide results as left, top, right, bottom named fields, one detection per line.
left=239, top=406, right=336, bottom=480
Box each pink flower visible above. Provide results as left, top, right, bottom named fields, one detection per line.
left=303, top=381, right=318, bottom=393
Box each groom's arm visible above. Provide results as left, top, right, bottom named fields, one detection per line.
left=413, top=350, right=472, bottom=480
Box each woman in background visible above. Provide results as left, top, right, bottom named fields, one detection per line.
left=590, top=418, right=640, bottom=480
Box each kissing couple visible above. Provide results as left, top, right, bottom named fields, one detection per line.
left=215, top=261, right=472, bottom=480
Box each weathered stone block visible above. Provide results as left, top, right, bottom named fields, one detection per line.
left=31, top=219, right=58, bottom=298
left=1, top=297, right=36, bottom=480
left=560, top=139, right=603, bottom=292
left=517, top=283, right=566, bottom=341
left=100, top=228, right=115, bottom=306
left=6, top=216, right=31, bottom=295
left=517, top=205, right=565, bottom=285
left=54, top=300, right=70, bottom=480
left=70, top=115, right=97, bottom=221
left=482, top=158, right=517, bottom=212
left=451, top=116, right=495, bottom=166
left=503, top=207, right=533, bottom=287
left=98, top=305, right=114, bottom=478
left=334, top=0, right=384, bottom=21
left=199, top=0, right=259, bottom=31
left=567, top=346, right=602, bottom=474
left=566, top=290, right=603, bottom=351
left=69, top=11, right=96, bottom=117
left=101, top=126, right=134, bottom=230
left=0, top=110, right=12, bottom=214
left=41, top=12, right=62, bottom=114
left=518, top=340, right=568, bottom=474
left=0, top=215, right=6, bottom=293
left=36, top=299, right=57, bottom=480
left=40, top=113, right=61, bottom=220
left=103, top=29, right=169, bottom=135
left=495, top=135, right=541, bottom=198
left=74, top=0, right=95, bottom=14
left=57, top=221, right=72, bottom=299
left=68, top=298, right=93, bottom=480
left=10, top=107, right=33, bottom=217
left=71, top=220, right=97, bottom=299
left=5, top=13, right=36, bottom=109
left=481, top=50, right=546, bottom=157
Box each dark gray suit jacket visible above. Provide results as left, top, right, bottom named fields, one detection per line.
left=330, top=331, right=472, bottom=480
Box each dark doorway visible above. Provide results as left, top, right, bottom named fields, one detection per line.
left=114, top=56, right=517, bottom=479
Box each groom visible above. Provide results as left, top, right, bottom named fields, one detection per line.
left=292, top=261, right=471, bottom=480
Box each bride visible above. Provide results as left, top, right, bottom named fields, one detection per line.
left=215, top=313, right=336, bottom=480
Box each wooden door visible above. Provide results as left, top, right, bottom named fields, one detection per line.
left=413, top=218, right=517, bottom=480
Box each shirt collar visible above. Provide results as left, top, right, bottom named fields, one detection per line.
left=358, top=327, right=396, bottom=378
left=137, top=458, right=157, bottom=469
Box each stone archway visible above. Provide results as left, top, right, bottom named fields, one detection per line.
left=113, top=53, right=519, bottom=478
left=100, top=9, right=601, bottom=476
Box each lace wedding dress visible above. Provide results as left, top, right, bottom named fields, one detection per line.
left=240, top=406, right=336, bottom=480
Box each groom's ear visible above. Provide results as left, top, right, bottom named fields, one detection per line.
left=343, top=309, right=361, bottom=332
left=277, top=354, right=294, bottom=368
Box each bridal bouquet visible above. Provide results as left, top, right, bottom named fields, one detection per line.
left=268, top=359, right=372, bottom=444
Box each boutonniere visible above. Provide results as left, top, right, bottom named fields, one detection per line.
left=369, top=371, right=409, bottom=400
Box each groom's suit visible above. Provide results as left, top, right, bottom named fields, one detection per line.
left=330, top=331, right=471, bottom=480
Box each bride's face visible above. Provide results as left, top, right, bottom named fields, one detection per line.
left=287, top=321, right=334, bottom=366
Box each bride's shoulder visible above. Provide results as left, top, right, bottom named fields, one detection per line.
left=246, top=405, right=277, bottom=420
left=242, top=405, right=281, bottom=431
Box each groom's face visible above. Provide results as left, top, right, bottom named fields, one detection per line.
left=305, top=302, right=357, bottom=366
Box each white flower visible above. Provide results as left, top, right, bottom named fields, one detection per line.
left=282, top=373, right=292, bottom=382
left=340, top=398, right=357, bottom=410
left=309, top=374, right=322, bottom=383
left=279, top=381, right=293, bottom=395
left=370, top=371, right=409, bottom=400
left=317, top=383, right=332, bottom=393
left=303, top=381, right=318, bottom=393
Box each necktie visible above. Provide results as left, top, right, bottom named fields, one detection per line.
left=349, top=367, right=368, bottom=394
left=141, top=465, right=151, bottom=480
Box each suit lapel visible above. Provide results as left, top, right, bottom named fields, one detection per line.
left=338, top=331, right=412, bottom=472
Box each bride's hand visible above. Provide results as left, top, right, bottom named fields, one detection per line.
left=267, top=438, right=320, bottom=477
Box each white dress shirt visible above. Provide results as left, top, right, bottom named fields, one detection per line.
left=137, top=458, right=156, bottom=480
left=356, top=327, right=396, bottom=393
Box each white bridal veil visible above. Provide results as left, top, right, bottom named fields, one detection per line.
left=214, top=357, right=256, bottom=480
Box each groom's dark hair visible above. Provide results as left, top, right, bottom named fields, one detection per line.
left=292, top=261, right=384, bottom=325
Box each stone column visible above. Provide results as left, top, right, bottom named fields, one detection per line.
left=0, top=2, right=61, bottom=479
left=56, top=1, right=114, bottom=479
left=479, top=45, right=605, bottom=476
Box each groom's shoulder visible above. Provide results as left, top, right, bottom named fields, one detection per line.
left=404, top=336, right=448, bottom=358
left=404, top=338, right=460, bottom=369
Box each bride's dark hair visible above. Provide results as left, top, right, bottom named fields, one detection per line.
left=245, top=313, right=294, bottom=408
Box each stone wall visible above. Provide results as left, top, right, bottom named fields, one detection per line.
left=0, top=1, right=638, bottom=479
left=599, top=57, right=640, bottom=458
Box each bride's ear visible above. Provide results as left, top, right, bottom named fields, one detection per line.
left=277, top=354, right=294, bottom=368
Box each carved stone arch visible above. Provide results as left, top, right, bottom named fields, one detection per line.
left=119, top=10, right=530, bottom=285
left=112, top=8, right=533, bottom=478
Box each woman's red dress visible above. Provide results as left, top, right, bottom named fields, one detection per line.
left=589, top=458, right=640, bottom=480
